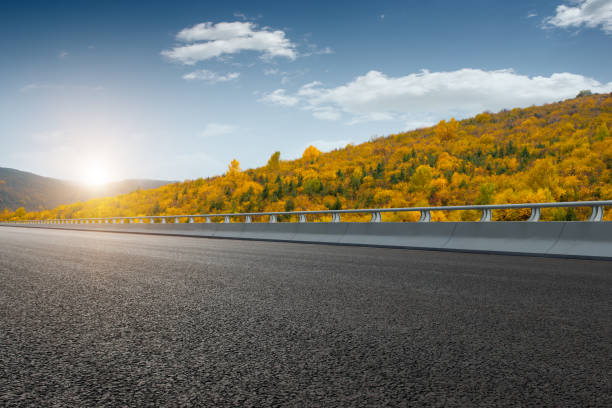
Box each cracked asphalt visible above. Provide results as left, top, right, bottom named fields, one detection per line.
left=0, top=226, right=611, bottom=406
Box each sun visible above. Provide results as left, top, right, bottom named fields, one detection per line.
left=81, top=160, right=112, bottom=186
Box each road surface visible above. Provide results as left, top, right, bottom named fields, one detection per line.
left=0, top=226, right=611, bottom=406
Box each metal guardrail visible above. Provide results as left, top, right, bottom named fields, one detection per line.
left=2, top=200, right=611, bottom=225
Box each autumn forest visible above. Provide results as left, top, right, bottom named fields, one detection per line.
left=2, top=93, right=612, bottom=223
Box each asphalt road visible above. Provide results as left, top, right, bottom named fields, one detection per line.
left=0, top=226, right=611, bottom=407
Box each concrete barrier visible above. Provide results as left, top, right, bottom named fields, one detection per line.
left=444, top=222, right=566, bottom=255
left=548, top=222, right=612, bottom=258
left=341, top=222, right=458, bottom=248
left=2, top=221, right=611, bottom=260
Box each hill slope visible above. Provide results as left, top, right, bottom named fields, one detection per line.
left=2, top=93, right=612, bottom=222
left=0, top=167, right=171, bottom=211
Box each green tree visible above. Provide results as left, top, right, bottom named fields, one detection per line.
left=476, top=183, right=496, bottom=205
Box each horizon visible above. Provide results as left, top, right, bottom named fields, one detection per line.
left=1, top=0, right=612, bottom=185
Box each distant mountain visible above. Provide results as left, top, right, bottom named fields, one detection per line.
left=0, top=167, right=171, bottom=211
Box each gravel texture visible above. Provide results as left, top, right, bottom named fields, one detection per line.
left=0, top=226, right=611, bottom=407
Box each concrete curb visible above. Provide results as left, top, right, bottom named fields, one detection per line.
left=2, top=221, right=612, bottom=260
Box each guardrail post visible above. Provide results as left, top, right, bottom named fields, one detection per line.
left=224, top=216, right=231, bottom=223
left=189, top=217, right=194, bottom=223
left=174, top=217, right=180, bottom=224
left=588, top=205, right=603, bottom=222
left=298, top=214, right=307, bottom=223
left=370, top=211, right=381, bottom=222
left=161, top=218, right=166, bottom=224
left=527, top=207, right=541, bottom=222
left=418, top=210, right=431, bottom=222
left=244, top=215, right=252, bottom=223
left=205, top=216, right=211, bottom=223
left=479, top=209, right=492, bottom=222
left=331, top=213, right=340, bottom=223
left=149, top=218, right=155, bottom=224
left=269, top=215, right=277, bottom=223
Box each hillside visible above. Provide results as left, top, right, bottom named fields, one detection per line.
left=2, top=93, right=612, bottom=222
left=0, top=167, right=171, bottom=211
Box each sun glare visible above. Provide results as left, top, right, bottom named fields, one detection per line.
left=81, top=160, right=112, bottom=186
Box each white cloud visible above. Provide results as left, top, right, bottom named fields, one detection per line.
left=527, top=12, right=538, bottom=18
left=199, top=123, right=237, bottom=138
left=161, top=21, right=296, bottom=64
left=233, top=12, right=261, bottom=21
left=544, top=0, right=612, bottom=34
left=58, top=51, right=68, bottom=58
left=264, top=68, right=280, bottom=75
left=233, top=12, right=248, bottom=21
left=263, top=67, right=307, bottom=86
left=301, top=45, right=334, bottom=57
left=20, top=83, right=48, bottom=92
left=182, top=69, right=240, bottom=82
left=262, top=68, right=612, bottom=124
left=258, top=89, right=299, bottom=106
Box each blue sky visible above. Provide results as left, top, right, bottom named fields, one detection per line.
left=1, top=0, right=611, bottom=184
